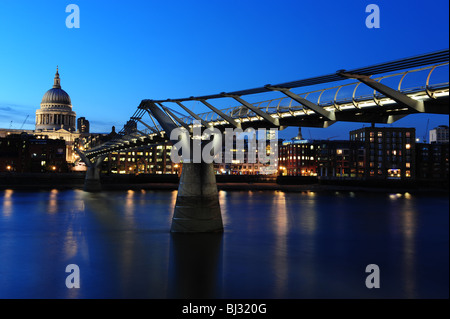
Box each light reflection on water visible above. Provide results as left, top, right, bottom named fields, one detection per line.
left=2, top=189, right=13, bottom=217
left=0, top=189, right=447, bottom=299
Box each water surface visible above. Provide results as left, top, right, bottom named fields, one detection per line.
left=0, top=189, right=448, bottom=298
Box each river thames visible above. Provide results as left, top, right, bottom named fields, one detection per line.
left=0, top=189, right=448, bottom=299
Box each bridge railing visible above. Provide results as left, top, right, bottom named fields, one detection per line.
left=132, top=62, right=449, bottom=136
left=167, top=62, right=449, bottom=127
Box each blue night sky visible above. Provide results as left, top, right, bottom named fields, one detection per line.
left=0, top=0, right=448, bottom=140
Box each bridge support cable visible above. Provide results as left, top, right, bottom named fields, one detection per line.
left=143, top=101, right=180, bottom=137
left=174, top=101, right=210, bottom=127
left=339, top=72, right=425, bottom=113
left=157, top=103, right=191, bottom=131
left=265, top=85, right=336, bottom=121
left=222, top=94, right=279, bottom=126
left=146, top=111, right=163, bottom=134
left=197, top=99, right=241, bottom=128
left=134, top=118, right=159, bottom=134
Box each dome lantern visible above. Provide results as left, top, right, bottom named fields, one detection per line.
left=53, top=66, right=61, bottom=89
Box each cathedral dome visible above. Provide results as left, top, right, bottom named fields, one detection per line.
left=41, top=87, right=72, bottom=105
left=40, top=66, right=72, bottom=107
left=36, top=66, right=76, bottom=132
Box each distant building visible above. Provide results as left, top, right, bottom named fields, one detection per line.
left=279, top=139, right=317, bottom=176
left=416, top=143, right=449, bottom=180
left=101, top=143, right=177, bottom=175
left=0, top=133, right=67, bottom=173
left=350, top=127, right=415, bottom=179
left=429, top=125, right=449, bottom=144
left=316, top=140, right=365, bottom=178
left=279, top=139, right=365, bottom=178
left=214, top=133, right=279, bottom=175
left=77, top=117, right=90, bottom=134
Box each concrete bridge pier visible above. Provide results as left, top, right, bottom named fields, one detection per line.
left=83, top=156, right=105, bottom=192
left=171, top=162, right=223, bottom=233
left=75, top=148, right=106, bottom=192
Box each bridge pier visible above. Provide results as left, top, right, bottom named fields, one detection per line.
left=75, top=148, right=106, bottom=192
left=171, top=162, right=223, bottom=233
left=84, top=163, right=102, bottom=192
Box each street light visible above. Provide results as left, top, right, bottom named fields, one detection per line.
left=6, top=165, right=11, bottom=171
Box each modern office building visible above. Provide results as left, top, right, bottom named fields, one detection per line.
left=101, top=143, right=178, bottom=175
left=350, top=127, right=415, bottom=180
left=316, top=140, right=365, bottom=178
left=429, top=125, right=449, bottom=144
left=279, top=139, right=365, bottom=178
left=214, top=133, right=279, bottom=175
left=416, top=142, right=449, bottom=180
left=77, top=117, right=90, bottom=134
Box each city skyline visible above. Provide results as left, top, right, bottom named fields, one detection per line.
left=0, top=1, right=449, bottom=139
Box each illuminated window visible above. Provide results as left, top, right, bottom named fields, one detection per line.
left=337, top=149, right=343, bottom=155
left=406, top=144, right=411, bottom=150
left=388, top=168, right=401, bottom=177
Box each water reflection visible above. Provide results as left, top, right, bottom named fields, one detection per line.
left=47, top=189, right=58, bottom=214
left=299, top=191, right=318, bottom=295
left=219, top=191, right=228, bottom=226
left=272, top=191, right=288, bottom=297
left=125, top=190, right=135, bottom=222
left=400, top=196, right=417, bottom=298
left=2, top=189, right=13, bottom=217
left=300, top=191, right=317, bottom=235
left=168, top=233, right=223, bottom=298
left=83, top=192, right=138, bottom=295
left=0, top=189, right=446, bottom=299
